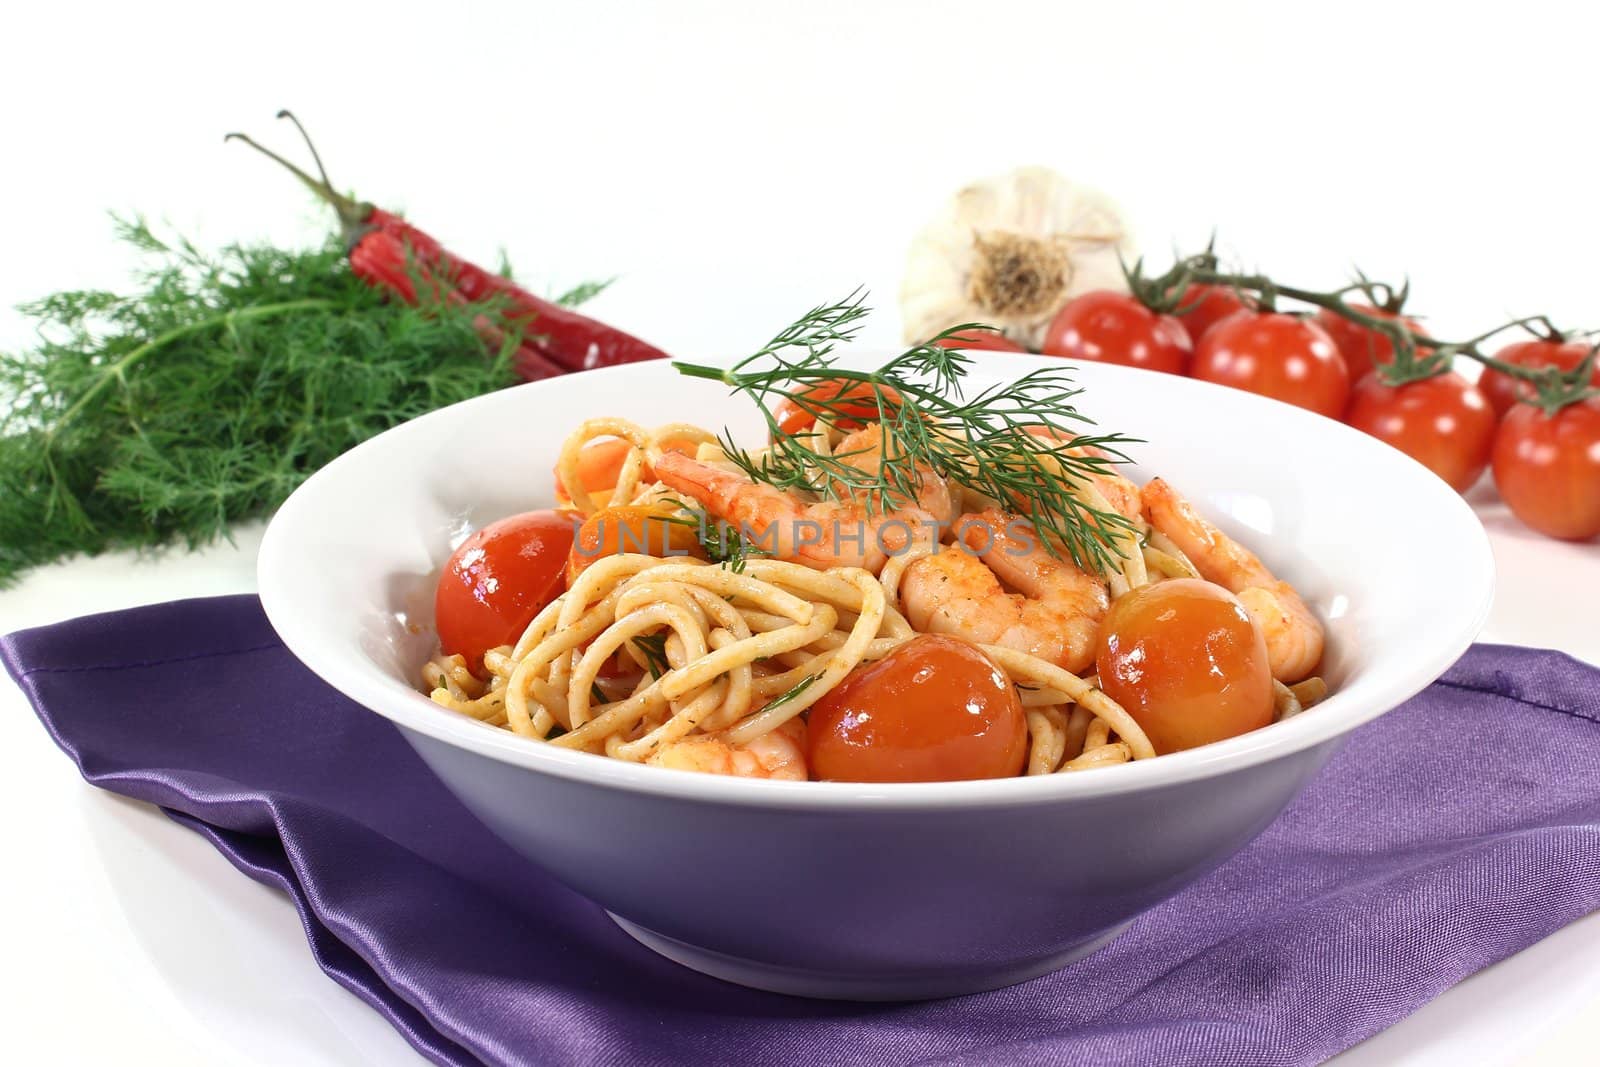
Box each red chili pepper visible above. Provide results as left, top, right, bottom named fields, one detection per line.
left=226, top=112, right=668, bottom=378
left=346, top=228, right=566, bottom=380
left=365, top=207, right=668, bottom=371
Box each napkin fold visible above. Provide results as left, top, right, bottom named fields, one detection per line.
left=5, top=594, right=1599, bottom=1067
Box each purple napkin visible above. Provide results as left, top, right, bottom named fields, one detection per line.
left=5, top=595, right=1599, bottom=1066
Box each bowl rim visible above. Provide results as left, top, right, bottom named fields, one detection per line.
left=258, top=354, right=1496, bottom=812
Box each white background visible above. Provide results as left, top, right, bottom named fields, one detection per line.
left=2, top=1, right=1597, bottom=1063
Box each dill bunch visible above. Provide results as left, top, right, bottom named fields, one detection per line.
left=0, top=217, right=527, bottom=586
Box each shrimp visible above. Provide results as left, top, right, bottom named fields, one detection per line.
left=1022, top=426, right=1141, bottom=521
left=899, top=508, right=1110, bottom=673
left=647, top=720, right=807, bottom=780
left=651, top=426, right=955, bottom=573
left=1141, top=477, right=1324, bottom=683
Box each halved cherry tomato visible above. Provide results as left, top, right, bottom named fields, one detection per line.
left=806, top=635, right=1027, bottom=782
left=1040, top=290, right=1192, bottom=374
left=1345, top=371, right=1496, bottom=493
left=436, top=510, right=578, bottom=669
left=1491, top=396, right=1600, bottom=540
left=1191, top=311, right=1350, bottom=418
left=568, top=505, right=704, bottom=583
left=1479, top=339, right=1600, bottom=418
left=1096, top=579, right=1274, bottom=755
left=1172, top=284, right=1251, bottom=347
left=773, top=378, right=902, bottom=437
left=1313, top=304, right=1427, bottom=384
left=932, top=329, right=1028, bottom=352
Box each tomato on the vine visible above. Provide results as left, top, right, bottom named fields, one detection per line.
left=1191, top=312, right=1350, bottom=418
left=435, top=510, right=579, bottom=669
left=932, top=329, right=1028, bottom=352
left=1172, top=284, right=1250, bottom=347
left=1040, top=290, right=1192, bottom=374
left=1479, top=339, right=1600, bottom=417
left=1491, top=397, right=1600, bottom=540
left=1313, top=304, right=1426, bottom=384
left=1345, top=371, right=1496, bottom=492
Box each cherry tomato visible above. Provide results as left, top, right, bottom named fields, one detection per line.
left=553, top=436, right=697, bottom=506
left=1191, top=312, right=1350, bottom=418
left=806, top=635, right=1027, bottom=782
left=773, top=378, right=901, bottom=437
left=568, top=505, right=704, bottom=583
left=1312, top=304, right=1426, bottom=383
left=1345, top=371, right=1496, bottom=493
left=1490, top=397, right=1600, bottom=540
left=436, top=510, right=578, bottom=669
left=1479, top=339, right=1600, bottom=418
left=1096, top=579, right=1274, bottom=755
left=932, top=329, right=1028, bottom=352
left=1172, top=284, right=1250, bottom=347
left=1040, top=290, right=1192, bottom=374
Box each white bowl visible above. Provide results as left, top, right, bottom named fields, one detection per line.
left=257, top=352, right=1493, bottom=1000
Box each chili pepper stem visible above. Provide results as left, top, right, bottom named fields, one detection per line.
left=224, top=130, right=370, bottom=239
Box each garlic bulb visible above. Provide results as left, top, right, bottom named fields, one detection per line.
left=900, top=166, right=1135, bottom=350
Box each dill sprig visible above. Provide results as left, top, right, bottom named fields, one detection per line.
left=632, top=633, right=672, bottom=680
left=760, top=673, right=816, bottom=714
left=672, top=292, right=1138, bottom=572
left=658, top=498, right=770, bottom=574
left=0, top=216, right=530, bottom=586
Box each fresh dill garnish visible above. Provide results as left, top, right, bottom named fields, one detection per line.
left=554, top=278, right=615, bottom=307
left=0, top=216, right=529, bottom=586
left=760, top=674, right=816, bottom=714
left=657, top=497, right=770, bottom=574
left=671, top=291, right=1139, bottom=572
left=632, top=632, right=672, bottom=680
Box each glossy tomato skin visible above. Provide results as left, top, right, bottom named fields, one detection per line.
left=933, top=329, right=1028, bottom=352
left=1041, top=290, right=1192, bottom=374
left=773, top=378, right=901, bottom=437
left=1313, top=304, right=1425, bottom=383
left=1480, top=340, right=1600, bottom=418
left=436, top=510, right=578, bottom=669
left=1491, top=397, right=1600, bottom=540
left=1346, top=371, right=1496, bottom=492
left=806, top=635, right=1027, bottom=782
left=1192, top=311, right=1350, bottom=418
left=1172, top=284, right=1250, bottom=347
left=1095, top=579, right=1274, bottom=755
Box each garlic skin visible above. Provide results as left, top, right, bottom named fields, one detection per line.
left=900, top=166, right=1135, bottom=350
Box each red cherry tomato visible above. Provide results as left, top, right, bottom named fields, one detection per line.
left=1095, top=579, right=1274, bottom=755
left=436, top=510, right=578, bottom=668
left=1191, top=312, right=1350, bottom=418
left=773, top=378, right=902, bottom=437
left=1312, top=304, right=1427, bottom=384
left=1491, top=396, right=1600, bottom=540
left=932, top=329, right=1028, bottom=352
left=806, top=635, right=1027, bottom=782
left=1345, top=371, right=1497, bottom=493
left=1040, top=290, right=1193, bottom=374
left=1479, top=339, right=1600, bottom=418
left=1172, top=284, right=1250, bottom=347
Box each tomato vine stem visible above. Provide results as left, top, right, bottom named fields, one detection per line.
left=1128, top=253, right=1598, bottom=415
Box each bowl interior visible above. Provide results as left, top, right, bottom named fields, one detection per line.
left=258, top=351, right=1493, bottom=803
